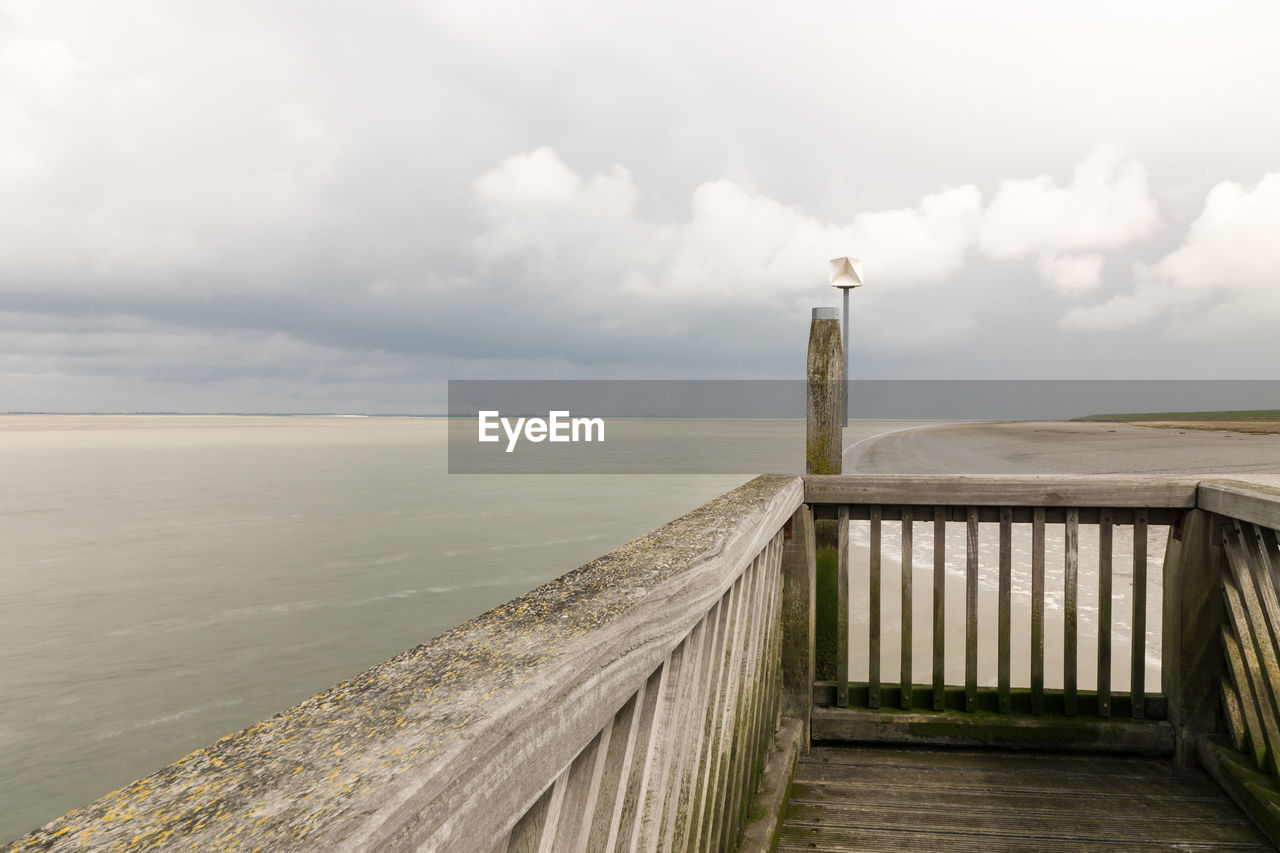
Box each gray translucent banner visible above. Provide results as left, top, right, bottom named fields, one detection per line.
left=447, top=380, right=1280, bottom=474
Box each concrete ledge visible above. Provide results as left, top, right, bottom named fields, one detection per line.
left=812, top=706, right=1175, bottom=755
left=736, top=716, right=803, bottom=853
left=6, top=475, right=803, bottom=852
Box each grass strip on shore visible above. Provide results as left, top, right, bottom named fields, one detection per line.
left=1076, top=410, right=1280, bottom=435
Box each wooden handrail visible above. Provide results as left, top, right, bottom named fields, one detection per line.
left=804, top=473, right=1200, bottom=507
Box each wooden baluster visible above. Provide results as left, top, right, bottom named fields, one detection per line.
left=965, top=507, right=978, bottom=713
left=837, top=505, right=850, bottom=709
left=1065, top=508, right=1079, bottom=717
left=933, top=506, right=946, bottom=711
left=998, top=507, right=1012, bottom=714
left=1031, top=507, right=1046, bottom=715
left=1098, top=509, right=1113, bottom=717
left=1130, top=509, right=1147, bottom=719
left=901, top=506, right=914, bottom=709
left=869, top=506, right=881, bottom=709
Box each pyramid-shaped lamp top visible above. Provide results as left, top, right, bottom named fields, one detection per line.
left=829, top=256, right=864, bottom=289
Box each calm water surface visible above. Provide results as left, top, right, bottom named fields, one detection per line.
left=1, top=415, right=927, bottom=841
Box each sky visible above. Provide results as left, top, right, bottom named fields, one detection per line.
left=2, top=0, right=1280, bottom=413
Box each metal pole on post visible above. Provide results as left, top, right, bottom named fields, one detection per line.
left=829, top=257, right=863, bottom=430
left=842, top=286, right=850, bottom=427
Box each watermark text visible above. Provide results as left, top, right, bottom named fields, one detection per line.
left=478, top=410, right=605, bottom=453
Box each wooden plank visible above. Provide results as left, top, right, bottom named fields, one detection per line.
left=583, top=686, right=637, bottom=845
left=1223, top=622, right=1264, bottom=768
left=613, top=664, right=666, bottom=852
left=780, top=504, right=815, bottom=737
left=933, top=507, right=946, bottom=712
left=657, top=618, right=707, bottom=853
left=551, top=727, right=608, bottom=851
left=1065, top=508, right=1079, bottom=717
left=756, top=540, right=782, bottom=770
left=1198, top=479, right=1280, bottom=532
left=790, top=783, right=1237, bottom=818
left=1098, top=508, right=1113, bottom=718
left=724, top=555, right=767, bottom=847
left=1222, top=578, right=1280, bottom=776
left=1242, top=522, right=1280, bottom=671
left=1198, top=735, right=1280, bottom=849
left=702, top=575, right=749, bottom=853
left=1227, top=525, right=1280, bottom=696
left=1161, top=508, right=1226, bottom=771
left=633, top=641, right=689, bottom=853
left=837, top=505, right=849, bottom=708
left=813, top=504, right=1182, bottom=526
left=590, top=686, right=646, bottom=853
left=797, top=758, right=1213, bottom=797
left=798, top=745, right=1184, bottom=776
left=1131, top=509, right=1148, bottom=719
left=1032, top=507, right=1045, bottom=715
left=780, top=825, right=1268, bottom=853
left=998, top=507, right=1012, bottom=715
left=782, top=804, right=1267, bottom=851
left=809, top=707, right=1174, bottom=755
left=811, top=683, right=1167, bottom=720
left=965, top=507, right=978, bottom=713
left=1258, top=527, right=1280, bottom=613
left=532, top=764, right=570, bottom=853
left=687, top=593, right=732, bottom=853
left=506, top=783, right=554, bottom=853
left=901, top=506, right=913, bottom=710
left=737, top=545, right=778, bottom=847
left=1224, top=530, right=1280, bottom=769
left=735, top=717, right=802, bottom=853
left=766, top=534, right=786, bottom=735
left=804, top=474, right=1199, bottom=508
left=868, top=506, right=881, bottom=710
left=781, top=800, right=1262, bottom=844
left=1222, top=676, right=1248, bottom=755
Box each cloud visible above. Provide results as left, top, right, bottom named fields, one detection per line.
left=980, top=145, right=1158, bottom=259
left=473, top=147, right=982, bottom=306
left=1147, top=174, right=1280, bottom=294
left=472, top=147, right=645, bottom=273
left=0, top=22, right=339, bottom=290
left=1036, top=253, right=1103, bottom=293
left=1065, top=172, right=1280, bottom=332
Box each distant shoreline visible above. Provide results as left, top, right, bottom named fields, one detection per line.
left=1076, top=408, right=1280, bottom=436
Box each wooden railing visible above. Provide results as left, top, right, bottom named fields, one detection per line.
left=502, top=494, right=792, bottom=853
left=802, top=476, right=1195, bottom=752
left=1196, top=479, right=1280, bottom=837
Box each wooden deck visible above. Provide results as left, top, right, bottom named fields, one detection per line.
left=779, top=744, right=1277, bottom=852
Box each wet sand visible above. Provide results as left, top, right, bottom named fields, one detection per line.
left=846, top=420, right=1280, bottom=477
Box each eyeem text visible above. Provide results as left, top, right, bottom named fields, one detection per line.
left=477, top=410, right=606, bottom=453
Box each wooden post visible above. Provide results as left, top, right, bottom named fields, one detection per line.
left=780, top=504, right=815, bottom=747
left=808, top=307, right=844, bottom=686
left=1163, top=509, right=1226, bottom=769
left=806, top=307, right=843, bottom=476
